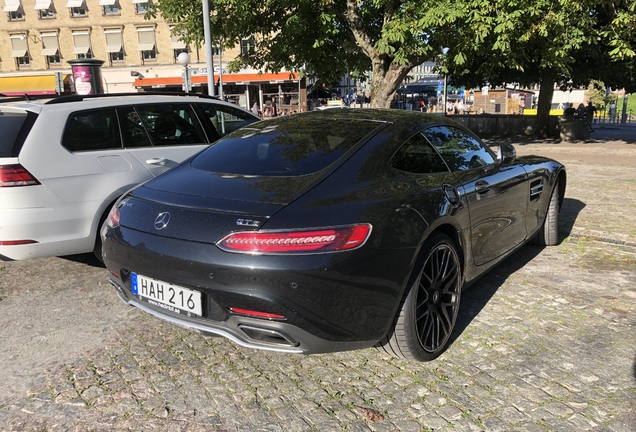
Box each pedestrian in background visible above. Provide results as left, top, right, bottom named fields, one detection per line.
left=609, top=101, right=617, bottom=122
left=585, top=101, right=597, bottom=124
left=564, top=103, right=576, bottom=115
left=576, top=103, right=586, bottom=117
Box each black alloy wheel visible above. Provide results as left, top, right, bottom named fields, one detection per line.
left=378, top=233, right=462, bottom=361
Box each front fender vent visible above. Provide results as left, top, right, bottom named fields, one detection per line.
left=530, top=180, right=543, bottom=201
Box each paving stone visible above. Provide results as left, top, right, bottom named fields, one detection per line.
left=2, top=141, right=636, bottom=431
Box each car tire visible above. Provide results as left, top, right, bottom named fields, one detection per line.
left=533, top=181, right=560, bottom=246
left=93, top=229, right=105, bottom=263
left=377, top=233, right=462, bottom=361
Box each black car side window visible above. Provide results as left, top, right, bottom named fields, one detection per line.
left=390, top=133, right=449, bottom=174
left=422, top=126, right=495, bottom=171
left=62, top=108, right=122, bottom=152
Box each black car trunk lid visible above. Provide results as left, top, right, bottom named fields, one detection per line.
left=119, top=167, right=326, bottom=244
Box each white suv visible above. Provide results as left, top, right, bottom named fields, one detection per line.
left=0, top=93, right=260, bottom=261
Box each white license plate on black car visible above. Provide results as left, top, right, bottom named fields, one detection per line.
left=132, top=273, right=202, bottom=316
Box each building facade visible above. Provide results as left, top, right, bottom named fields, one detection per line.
left=0, top=0, right=244, bottom=93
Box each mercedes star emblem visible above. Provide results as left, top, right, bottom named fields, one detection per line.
left=154, top=212, right=171, bottom=230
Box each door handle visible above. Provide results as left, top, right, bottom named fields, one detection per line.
left=146, top=158, right=169, bottom=166
left=475, top=180, right=490, bottom=193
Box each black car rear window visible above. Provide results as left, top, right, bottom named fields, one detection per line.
left=0, top=110, right=30, bottom=157
left=191, top=118, right=381, bottom=176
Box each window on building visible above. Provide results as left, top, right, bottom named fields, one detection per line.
left=46, top=54, right=62, bottom=66
left=173, top=48, right=188, bottom=62
left=132, top=0, right=150, bottom=14
left=241, top=38, right=255, bottom=55
left=66, top=0, right=86, bottom=16
left=4, top=0, right=24, bottom=20
left=71, top=6, right=86, bottom=16
left=170, top=28, right=188, bottom=63
left=34, top=0, right=55, bottom=18
left=10, top=35, right=30, bottom=68
left=17, top=55, right=31, bottom=67
left=104, top=4, right=118, bottom=14
left=105, top=30, right=124, bottom=63
left=137, top=28, right=157, bottom=63
left=39, top=7, right=54, bottom=17
left=41, top=33, right=61, bottom=68
left=99, top=0, right=119, bottom=15
left=109, top=50, right=124, bottom=62
left=142, top=49, right=157, bottom=61
left=72, top=32, right=92, bottom=59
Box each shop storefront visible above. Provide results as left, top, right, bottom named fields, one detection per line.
left=0, top=74, right=72, bottom=96
left=133, top=72, right=307, bottom=114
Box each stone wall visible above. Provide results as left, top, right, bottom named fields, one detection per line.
left=450, top=114, right=559, bottom=137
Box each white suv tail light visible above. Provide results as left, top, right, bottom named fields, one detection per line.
left=0, top=164, right=41, bottom=188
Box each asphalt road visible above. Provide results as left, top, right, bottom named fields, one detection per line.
left=1, top=128, right=635, bottom=432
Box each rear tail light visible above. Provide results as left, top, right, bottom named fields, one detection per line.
left=0, top=165, right=40, bottom=188
left=217, top=224, right=372, bottom=254
left=0, top=240, right=38, bottom=246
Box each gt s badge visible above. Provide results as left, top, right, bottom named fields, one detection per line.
left=236, top=219, right=260, bottom=227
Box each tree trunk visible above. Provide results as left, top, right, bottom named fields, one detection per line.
left=368, top=57, right=410, bottom=108
left=534, top=70, right=556, bottom=138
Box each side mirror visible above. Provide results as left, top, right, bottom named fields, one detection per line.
left=497, top=143, right=516, bottom=164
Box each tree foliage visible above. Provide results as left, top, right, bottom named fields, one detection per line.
left=445, top=0, right=636, bottom=136
left=147, top=0, right=463, bottom=107
left=149, top=0, right=636, bottom=134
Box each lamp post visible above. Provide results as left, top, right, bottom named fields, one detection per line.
left=202, top=0, right=215, bottom=96
left=442, top=47, right=449, bottom=116
left=177, top=52, right=191, bottom=94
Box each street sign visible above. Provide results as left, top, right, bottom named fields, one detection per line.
left=481, top=86, right=489, bottom=96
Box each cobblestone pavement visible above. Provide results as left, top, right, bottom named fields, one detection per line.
left=1, top=132, right=635, bottom=431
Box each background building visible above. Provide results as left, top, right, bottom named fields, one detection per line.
left=0, top=0, right=241, bottom=93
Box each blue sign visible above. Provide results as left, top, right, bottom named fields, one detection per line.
left=460, top=89, right=465, bottom=100
left=437, top=81, right=444, bottom=91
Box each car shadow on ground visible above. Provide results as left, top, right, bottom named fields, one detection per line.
left=449, top=243, right=544, bottom=348
left=447, top=197, right=585, bottom=349
left=61, top=253, right=106, bottom=268
left=558, top=198, right=586, bottom=238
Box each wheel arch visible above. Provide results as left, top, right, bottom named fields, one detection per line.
left=405, top=222, right=467, bottom=294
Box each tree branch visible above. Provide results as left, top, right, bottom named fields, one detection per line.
left=344, top=0, right=377, bottom=59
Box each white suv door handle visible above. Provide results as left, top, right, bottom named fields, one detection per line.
left=146, top=158, right=170, bottom=166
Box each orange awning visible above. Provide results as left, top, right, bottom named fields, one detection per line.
left=134, top=71, right=299, bottom=88
left=0, top=75, right=59, bottom=96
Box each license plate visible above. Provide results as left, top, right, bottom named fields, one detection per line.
left=131, top=273, right=203, bottom=316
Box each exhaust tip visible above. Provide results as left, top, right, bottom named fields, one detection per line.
left=238, top=325, right=299, bottom=347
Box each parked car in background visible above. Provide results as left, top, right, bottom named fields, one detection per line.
left=0, top=93, right=260, bottom=261
left=101, top=109, right=566, bottom=361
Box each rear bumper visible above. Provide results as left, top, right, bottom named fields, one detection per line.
left=110, top=278, right=376, bottom=354
left=103, top=225, right=416, bottom=354
left=0, top=205, right=95, bottom=260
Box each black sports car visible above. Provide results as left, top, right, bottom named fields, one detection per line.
left=101, top=109, right=566, bottom=361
